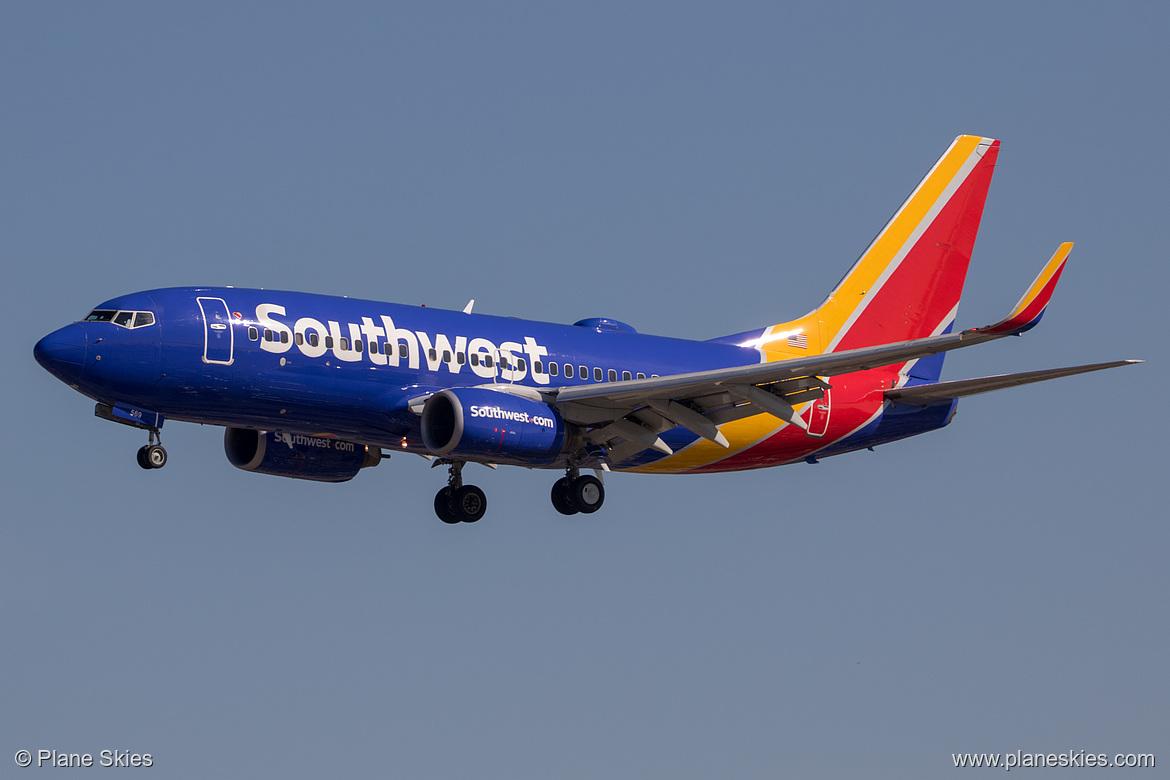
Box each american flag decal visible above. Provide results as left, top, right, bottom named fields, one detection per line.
left=787, top=333, right=808, bottom=349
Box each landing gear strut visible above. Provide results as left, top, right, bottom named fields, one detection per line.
left=136, top=429, right=167, bottom=470
left=551, top=470, right=605, bottom=515
left=433, top=460, right=487, bottom=524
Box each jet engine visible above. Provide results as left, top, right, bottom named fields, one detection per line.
left=420, top=388, right=569, bottom=465
left=224, top=428, right=381, bottom=483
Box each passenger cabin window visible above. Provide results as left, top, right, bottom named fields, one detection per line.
left=637, top=372, right=646, bottom=380
left=548, top=362, right=558, bottom=377
left=470, top=353, right=479, bottom=367
left=264, top=330, right=274, bottom=342
left=399, top=344, right=408, bottom=359
left=579, top=365, right=587, bottom=379
left=534, top=361, right=543, bottom=374
left=622, top=370, right=632, bottom=381
left=564, top=364, right=574, bottom=378
left=608, top=369, right=617, bottom=382
left=442, top=350, right=451, bottom=363
left=593, top=367, right=602, bottom=381
left=428, top=348, right=438, bottom=361
left=281, top=331, right=289, bottom=344
left=248, top=327, right=259, bottom=341
left=354, top=340, right=362, bottom=353
left=340, top=337, right=350, bottom=351
left=456, top=352, right=465, bottom=365
left=517, top=358, right=526, bottom=372
left=325, top=336, right=334, bottom=349
left=484, top=355, right=494, bottom=368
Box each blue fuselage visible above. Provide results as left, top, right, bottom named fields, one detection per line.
left=37, top=287, right=760, bottom=461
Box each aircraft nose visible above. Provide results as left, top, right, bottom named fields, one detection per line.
left=34, top=323, right=87, bottom=384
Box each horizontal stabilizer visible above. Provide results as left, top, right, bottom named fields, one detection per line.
left=885, top=360, right=1141, bottom=406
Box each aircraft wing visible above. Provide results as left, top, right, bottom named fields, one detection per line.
left=542, top=243, right=1110, bottom=456
left=543, top=325, right=1024, bottom=454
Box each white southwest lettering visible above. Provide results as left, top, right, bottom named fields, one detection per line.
left=326, top=321, right=362, bottom=362
left=279, top=433, right=353, bottom=451
left=257, top=304, right=293, bottom=354
left=416, top=332, right=468, bottom=373
left=469, top=405, right=555, bottom=428
left=359, top=317, right=387, bottom=366
left=380, top=314, right=419, bottom=369
left=467, top=337, right=498, bottom=380
left=498, top=341, right=523, bottom=382
left=294, top=317, right=329, bottom=358
left=257, top=304, right=551, bottom=385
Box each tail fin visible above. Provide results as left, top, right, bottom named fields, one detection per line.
left=752, top=136, right=1000, bottom=373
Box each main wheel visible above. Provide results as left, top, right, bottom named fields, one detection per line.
left=453, top=485, right=487, bottom=523
left=145, top=444, right=167, bottom=469
left=551, top=477, right=579, bottom=515
left=570, top=475, right=605, bottom=514
left=434, top=487, right=460, bottom=524
left=136, top=446, right=152, bottom=470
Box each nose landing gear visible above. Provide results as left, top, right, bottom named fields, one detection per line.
left=136, top=429, right=167, bottom=470
left=433, top=460, right=487, bottom=524
left=551, top=470, right=605, bottom=515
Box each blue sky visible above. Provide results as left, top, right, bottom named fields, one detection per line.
left=3, top=3, right=1166, bottom=777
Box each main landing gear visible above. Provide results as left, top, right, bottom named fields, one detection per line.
left=431, top=463, right=605, bottom=524
left=433, top=461, right=487, bottom=524
left=136, top=429, right=167, bottom=470
left=551, top=470, right=605, bottom=515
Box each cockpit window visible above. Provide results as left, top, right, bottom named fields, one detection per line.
left=85, top=309, right=157, bottom=329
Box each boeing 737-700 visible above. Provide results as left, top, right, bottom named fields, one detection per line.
left=34, top=135, right=1139, bottom=523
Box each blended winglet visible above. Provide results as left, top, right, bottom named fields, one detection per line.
left=981, top=242, right=1072, bottom=335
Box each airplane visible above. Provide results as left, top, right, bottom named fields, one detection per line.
left=34, top=135, right=1139, bottom=524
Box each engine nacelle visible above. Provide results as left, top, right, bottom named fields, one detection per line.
left=421, top=388, right=568, bottom=465
left=224, top=428, right=380, bottom=483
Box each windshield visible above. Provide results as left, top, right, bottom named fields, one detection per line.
left=84, top=309, right=156, bottom=329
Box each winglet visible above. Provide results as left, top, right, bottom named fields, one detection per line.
left=980, top=242, right=1072, bottom=335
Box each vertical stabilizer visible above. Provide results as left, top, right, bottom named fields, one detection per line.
left=750, top=136, right=999, bottom=377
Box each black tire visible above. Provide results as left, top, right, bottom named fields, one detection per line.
left=551, top=477, right=579, bottom=515
left=146, top=445, right=167, bottom=469
left=571, top=475, right=605, bottom=514
left=136, top=446, right=152, bottom=470
left=454, top=485, right=487, bottom=523
left=434, top=487, right=460, bottom=524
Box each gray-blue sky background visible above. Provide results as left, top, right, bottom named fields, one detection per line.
left=3, top=3, right=1166, bottom=777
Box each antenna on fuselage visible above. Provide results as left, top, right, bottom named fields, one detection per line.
left=463, top=299, right=475, bottom=314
